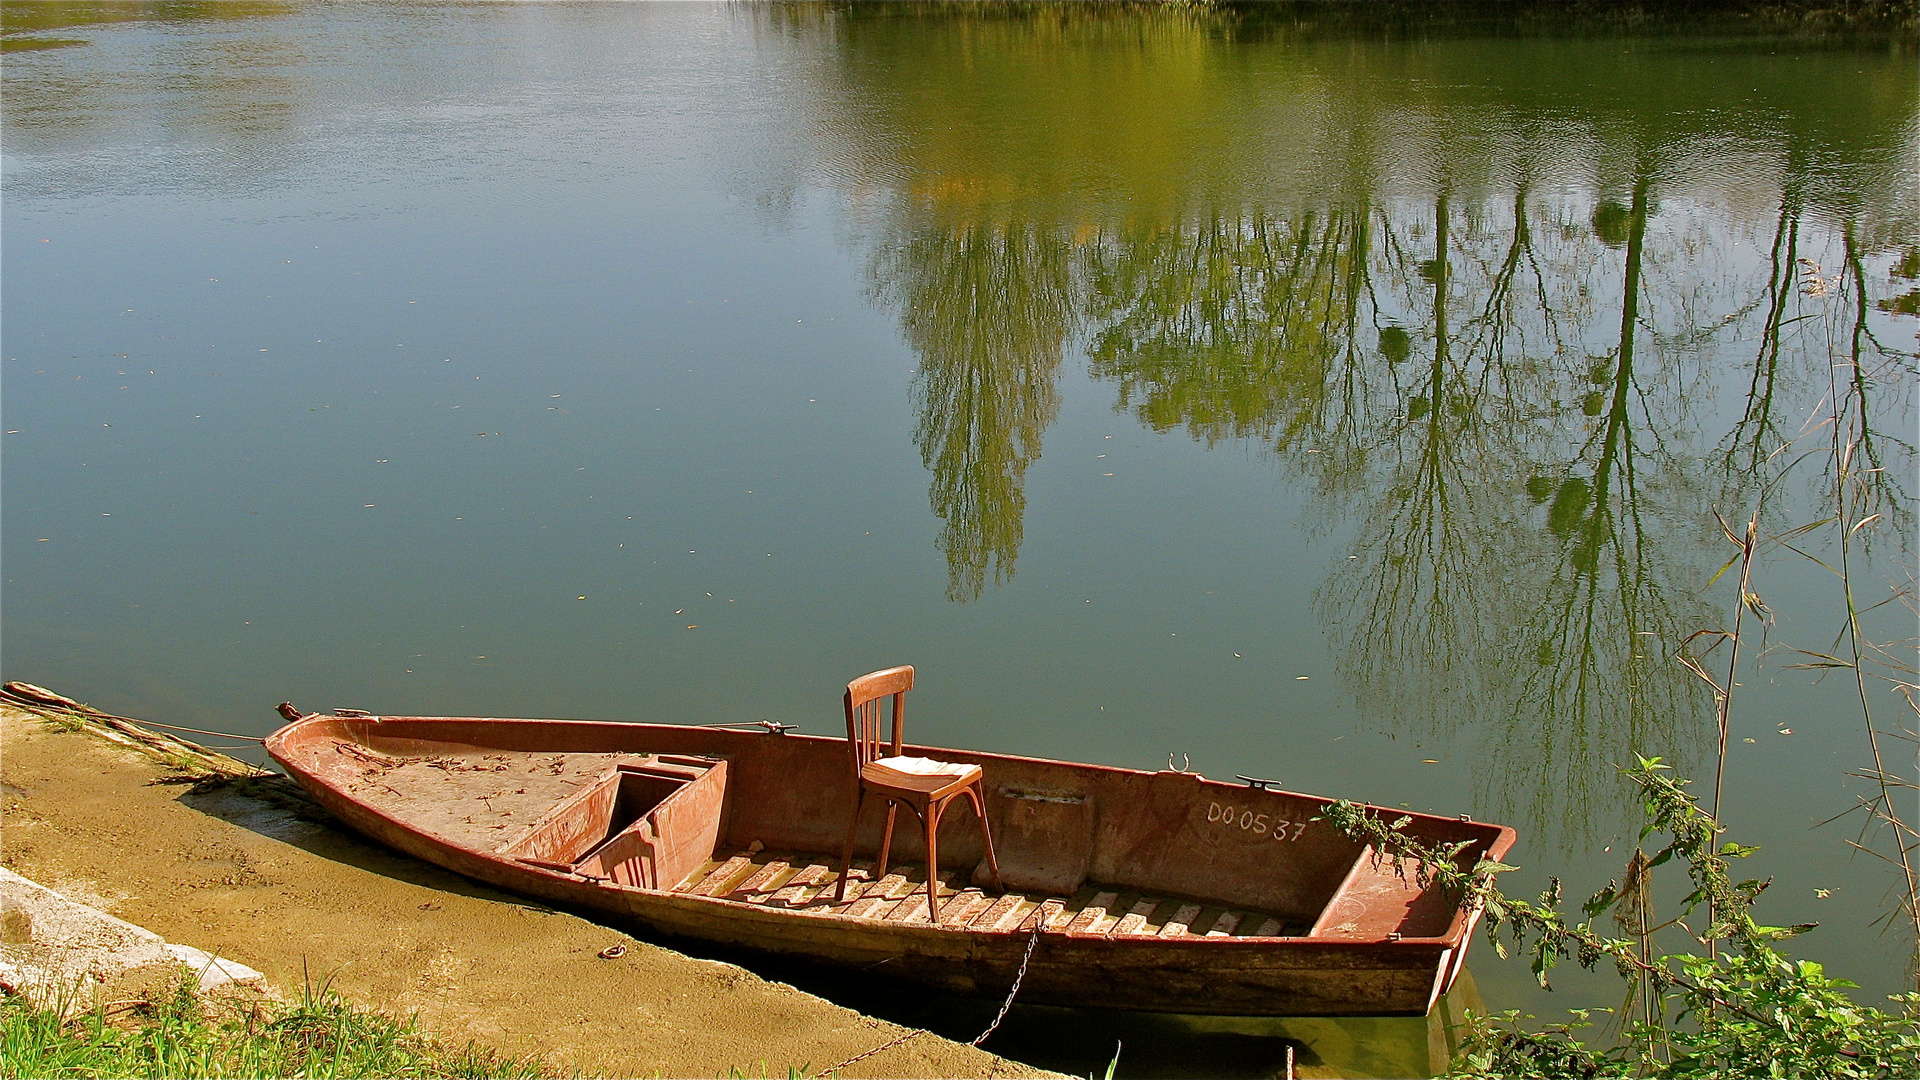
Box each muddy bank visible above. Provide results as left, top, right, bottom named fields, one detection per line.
left=0, top=701, right=1052, bottom=1078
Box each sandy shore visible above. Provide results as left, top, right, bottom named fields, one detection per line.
left=0, top=701, right=1053, bottom=1078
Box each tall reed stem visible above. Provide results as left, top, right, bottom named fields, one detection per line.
left=1831, top=229, right=1920, bottom=969
left=1711, top=515, right=1758, bottom=824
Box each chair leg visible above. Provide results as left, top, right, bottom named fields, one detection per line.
left=876, top=801, right=900, bottom=881
left=924, top=797, right=945, bottom=922
left=835, top=787, right=868, bottom=904
left=965, top=784, right=1005, bottom=892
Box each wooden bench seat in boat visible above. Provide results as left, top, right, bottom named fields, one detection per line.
left=500, top=755, right=729, bottom=891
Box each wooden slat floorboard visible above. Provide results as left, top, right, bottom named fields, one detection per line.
left=890, top=898, right=932, bottom=924
left=1159, top=903, right=1204, bottom=937
left=998, top=898, right=1044, bottom=932
left=883, top=874, right=956, bottom=924
left=1024, top=898, right=1066, bottom=932
left=967, top=892, right=1022, bottom=931
left=682, top=847, right=1299, bottom=936
left=938, top=889, right=992, bottom=927
left=676, top=858, right=723, bottom=893
left=1067, top=891, right=1120, bottom=936
left=845, top=873, right=913, bottom=918
left=825, top=878, right=882, bottom=913
left=1039, top=897, right=1076, bottom=931
left=728, top=860, right=793, bottom=902
left=1205, top=910, right=1244, bottom=938
left=768, top=864, right=833, bottom=908
left=690, top=855, right=758, bottom=897
left=1088, top=893, right=1137, bottom=936
left=1109, top=897, right=1160, bottom=937
left=820, top=862, right=877, bottom=912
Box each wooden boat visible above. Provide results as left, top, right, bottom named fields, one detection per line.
left=265, top=707, right=1514, bottom=1016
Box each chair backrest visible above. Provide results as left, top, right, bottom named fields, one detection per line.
left=844, top=665, right=914, bottom=772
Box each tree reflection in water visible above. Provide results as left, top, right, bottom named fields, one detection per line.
left=802, top=1, right=1915, bottom=845
left=870, top=220, right=1077, bottom=601
left=869, top=187, right=1914, bottom=842
left=1074, top=172, right=1711, bottom=843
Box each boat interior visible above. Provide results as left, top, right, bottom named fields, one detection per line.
left=285, top=719, right=1508, bottom=943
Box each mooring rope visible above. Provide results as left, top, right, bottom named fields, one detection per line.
left=809, top=923, right=1042, bottom=1077
left=0, top=683, right=266, bottom=743
left=113, top=718, right=265, bottom=742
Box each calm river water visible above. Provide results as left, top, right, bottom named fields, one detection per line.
left=4, top=3, right=1915, bottom=1076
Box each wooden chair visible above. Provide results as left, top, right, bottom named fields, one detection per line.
left=832, top=665, right=1002, bottom=920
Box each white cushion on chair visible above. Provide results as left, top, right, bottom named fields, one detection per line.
left=871, top=755, right=972, bottom=777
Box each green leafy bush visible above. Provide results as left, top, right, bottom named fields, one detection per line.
left=1326, top=758, right=1920, bottom=1078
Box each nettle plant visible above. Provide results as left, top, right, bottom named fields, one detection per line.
left=1325, top=758, right=1920, bottom=1079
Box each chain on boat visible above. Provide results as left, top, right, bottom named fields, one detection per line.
left=810, top=923, right=1042, bottom=1077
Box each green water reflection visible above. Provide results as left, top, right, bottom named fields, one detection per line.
left=824, top=1, right=1915, bottom=849
left=3, top=3, right=1915, bottom=1075
left=878, top=221, right=1073, bottom=601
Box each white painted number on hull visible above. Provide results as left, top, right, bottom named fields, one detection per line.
left=1205, top=801, right=1308, bottom=841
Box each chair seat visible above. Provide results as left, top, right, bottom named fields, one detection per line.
left=873, top=755, right=973, bottom=776
left=862, top=756, right=982, bottom=792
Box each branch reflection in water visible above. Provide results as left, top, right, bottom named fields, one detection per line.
left=871, top=221, right=1076, bottom=602
left=796, top=0, right=1916, bottom=849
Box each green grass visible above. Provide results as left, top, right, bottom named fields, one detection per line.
left=1, top=978, right=554, bottom=1079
